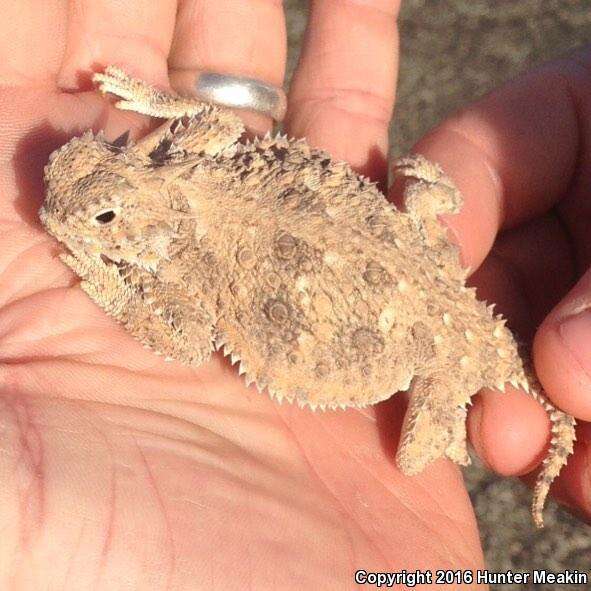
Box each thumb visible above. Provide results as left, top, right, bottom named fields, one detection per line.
left=534, top=267, right=591, bottom=421
left=533, top=268, right=591, bottom=521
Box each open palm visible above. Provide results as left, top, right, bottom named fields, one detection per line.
left=0, top=2, right=589, bottom=590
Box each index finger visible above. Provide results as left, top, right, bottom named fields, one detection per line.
left=398, top=52, right=586, bottom=270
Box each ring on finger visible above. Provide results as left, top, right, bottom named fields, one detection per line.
left=169, top=69, right=287, bottom=122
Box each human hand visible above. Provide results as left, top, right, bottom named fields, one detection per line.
left=401, top=47, right=591, bottom=523
left=0, top=2, right=586, bottom=590
left=0, top=2, right=487, bottom=589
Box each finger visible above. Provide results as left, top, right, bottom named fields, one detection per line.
left=4, top=0, right=178, bottom=225
left=391, top=49, right=591, bottom=271
left=467, top=388, right=550, bottom=477
left=286, top=0, right=400, bottom=181
left=0, top=0, right=67, bottom=86
left=470, top=394, right=591, bottom=524
left=534, top=268, right=591, bottom=420
left=168, top=0, right=287, bottom=134
left=57, top=0, right=178, bottom=89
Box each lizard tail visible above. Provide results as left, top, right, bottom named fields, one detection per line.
left=531, top=395, right=576, bottom=528
left=503, top=341, right=577, bottom=528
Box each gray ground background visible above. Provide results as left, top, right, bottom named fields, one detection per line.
left=284, top=1, right=591, bottom=588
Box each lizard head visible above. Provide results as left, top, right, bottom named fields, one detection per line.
left=40, top=130, right=190, bottom=271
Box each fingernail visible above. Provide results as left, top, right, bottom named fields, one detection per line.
left=558, top=310, right=591, bottom=375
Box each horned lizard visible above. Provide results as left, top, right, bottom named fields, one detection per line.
left=39, top=66, right=576, bottom=528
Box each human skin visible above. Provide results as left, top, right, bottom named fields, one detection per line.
left=0, top=1, right=589, bottom=590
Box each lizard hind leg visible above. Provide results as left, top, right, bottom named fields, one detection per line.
left=396, top=376, right=471, bottom=476
left=445, top=405, right=471, bottom=466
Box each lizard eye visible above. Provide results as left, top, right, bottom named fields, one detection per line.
left=93, top=209, right=117, bottom=225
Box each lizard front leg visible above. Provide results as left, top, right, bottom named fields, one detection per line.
left=62, top=252, right=215, bottom=367
left=93, top=66, right=245, bottom=156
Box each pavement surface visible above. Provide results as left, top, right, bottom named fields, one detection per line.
left=284, top=1, right=591, bottom=588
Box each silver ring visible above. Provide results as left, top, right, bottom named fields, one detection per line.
left=170, top=70, right=287, bottom=122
